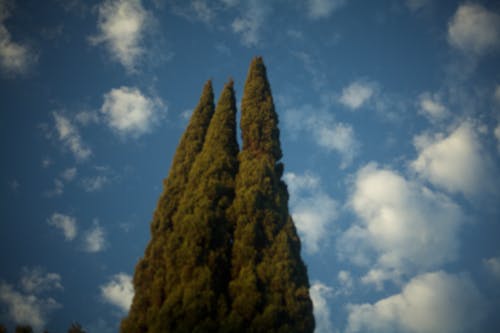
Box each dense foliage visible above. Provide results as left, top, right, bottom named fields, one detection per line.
left=121, top=58, right=314, bottom=332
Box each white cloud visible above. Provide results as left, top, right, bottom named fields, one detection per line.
left=47, top=213, right=78, bottom=241
left=0, top=268, right=62, bottom=331
left=310, top=281, right=334, bottom=333
left=0, top=2, right=36, bottom=75
left=20, top=267, right=63, bottom=294
left=346, top=271, right=486, bottom=333
left=75, top=110, right=100, bottom=126
left=45, top=168, right=77, bottom=197
left=101, top=86, right=164, bottom=137
left=100, top=273, right=133, bottom=313
left=339, top=164, right=463, bottom=287
left=339, top=81, right=375, bottom=110
left=483, top=257, right=500, bottom=281
left=191, top=0, right=214, bottom=23
left=307, top=0, right=346, bottom=19
left=337, top=270, right=354, bottom=295
left=284, top=172, right=338, bottom=254
left=83, top=221, right=106, bottom=253
left=231, top=0, right=269, bottom=46
left=285, top=107, right=360, bottom=168
left=90, top=0, right=150, bottom=71
left=448, top=3, right=500, bottom=56
left=411, top=121, right=494, bottom=197
left=81, top=175, right=109, bottom=192
left=418, top=92, right=448, bottom=121
left=53, top=112, right=92, bottom=161
left=61, top=167, right=77, bottom=182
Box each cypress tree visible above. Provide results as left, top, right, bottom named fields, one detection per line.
left=226, top=57, right=314, bottom=332
left=122, top=81, right=215, bottom=333
left=152, top=80, right=239, bottom=332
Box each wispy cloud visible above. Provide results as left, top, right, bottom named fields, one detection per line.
left=53, top=112, right=92, bottom=161
left=285, top=106, right=360, bottom=168
left=284, top=172, right=338, bottom=254
left=20, top=267, right=63, bottom=294
left=448, top=3, right=500, bottom=56
left=100, top=273, right=133, bottom=313
left=0, top=268, right=62, bottom=331
left=231, top=0, right=270, bottom=47
left=47, top=213, right=78, bottom=241
left=101, top=86, right=165, bottom=137
left=81, top=175, right=109, bottom=192
left=83, top=221, right=106, bottom=253
left=306, top=0, right=347, bottom=19
left=0, top=1, right=37, bottom=75
left=89, top=0, right=150, bottom=71
left=346, top=271, right=486, bottom=333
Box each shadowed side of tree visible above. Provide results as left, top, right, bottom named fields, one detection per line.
left=151, top=80, right=239, bottom=333
left=121, top=81, right=215, bottom=333
left=225, top=57, right=315, bottom=333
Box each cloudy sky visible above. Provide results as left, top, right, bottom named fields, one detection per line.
left=1, top=0, right=500, bottom=332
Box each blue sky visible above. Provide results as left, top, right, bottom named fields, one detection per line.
left=1, top=0, right=500, bottom=332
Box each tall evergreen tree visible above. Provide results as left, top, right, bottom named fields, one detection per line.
left=226, top=57, right=315, bottom=332
left=151, top=80, right=239, bottom=332
left=122, top=81, right=215, bottom=333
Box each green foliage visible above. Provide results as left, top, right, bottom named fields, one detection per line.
left=227, top=57, right=314, bottom=332
left=122, top=59, right=314, bottom=333
left=153, top=80, right=239, bottom=332
left=121, top=81, right=215, bottom=333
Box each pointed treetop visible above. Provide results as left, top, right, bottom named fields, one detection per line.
left=240, top=56, right=282, bottom=160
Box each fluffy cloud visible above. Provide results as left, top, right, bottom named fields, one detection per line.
left=339, top=81, right=375, bottom=110
left=418, top=92, right=448, bottom=121
left=83, top=221, right=106, bottom=253
left=285, top=107, right=360, bottom=168
left=284, top=172, right=338, bottom=254
left=448, top=3, right=500, bottom=56
left=100, top=273, right=133, bottom=313
left=53, top=112, right=92, bottom=161
left=231, top=0, right=269, bottom=46
left=20, top=267, right=63, bottom=294
left=483, top=257, right=500, bottom=281
left=101, top=86, right=164, bottom=137
left=0, top=268, right=62, bottom=331
left=339, top=164, right=463, bottom=287
left=309, top=281, right=334, bottom=333
left=411, top=121, right=494, bottom=197
left=90, top=0, right=150, bottom=71
left=307, top=0, right=346, bottom=19
left=47, top=213, right=78, bottom=241
left=0, top=2, right=36, bottom=75
left=346, top=271, right=486, bottom=333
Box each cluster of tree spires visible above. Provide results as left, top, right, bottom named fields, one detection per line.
left=121, top=57, right=315, bottom=333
